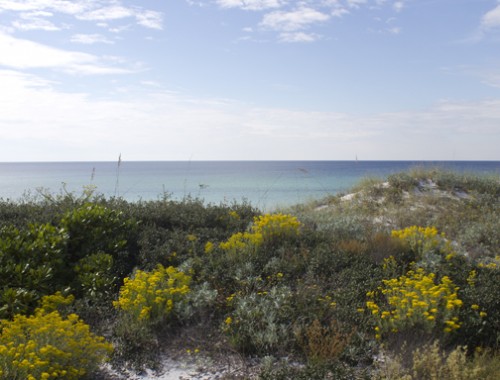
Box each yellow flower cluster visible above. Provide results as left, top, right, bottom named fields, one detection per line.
left=367, top=268, right=463, bottom=339
left=251, top=213, right=301, bottom=239
left=113, top=265, right=191, bottom=323
left=477, top=255, right=500, bottom=270
left=219, top=213, right=301, bottom=252
left=391, top=226, right=440, bottom=241
left=391, top=226, right=455, bottom=260
left=204, top=241, right=214, bottom=254
left=39, top=292, right=75, bottom=314
left=0, top=308, right=112, bottom=380
left=228, top=210, right=240, bottom=220
left=219, top=231, right=263, bottom=251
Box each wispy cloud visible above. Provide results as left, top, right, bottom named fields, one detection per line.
left=12, top=18, right=60, bottom=31
left=347, top=0, right=367, bottom=9
left=77, top=5, right=134, bottom=22
left=0, top=0, right=88, bottom=14
left=461, top=2, right=500, bottom=43
left=260, top=7, right=330, bottom=32
left=279, top=31, right=322, bottom=42
left=481, top=3, right=500, bottom=29
left=70, top=33, right=114, bottom=45
left=216, top=0, right=285, bottom=11
left=448, top=64, right=500, bottom=89
left=393, top=1, right=404, bottom=13
left=387, top=26, right=401, bottom=34
left=0, top=32, right=132, bottom=75
left=135, top=10, right=163, bottom=30
left=10, top=10, right=62, bottom=31
left=1, top=1, right=164, bottom=31
left=1, top=69, right=498, bottom=161
left=77, top=4, right=163, bottom=30
left=331, top=8, right=350, bottom=18
left=212, top=0, right=408, bottom=42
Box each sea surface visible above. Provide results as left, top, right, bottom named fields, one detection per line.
left=0, top=161, right=498, bottom=210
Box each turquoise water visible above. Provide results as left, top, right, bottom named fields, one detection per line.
left=0, top=161, right=498, bottom=210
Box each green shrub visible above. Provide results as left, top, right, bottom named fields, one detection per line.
left=455, top=266, right=500, bottom=350
left=111, top=313, right=159, bottom=371
left=74, top=253, right=116, bottom=301
left=60, top=203, right=137, bottom=264
left=224, top=285, right=293, bottom=354
left=0, top=223, right=68, bottom=318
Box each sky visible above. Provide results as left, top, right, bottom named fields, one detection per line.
left=0, top=0, right=499, bottom=161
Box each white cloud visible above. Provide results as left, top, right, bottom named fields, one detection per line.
left=135, top=10, right=163, bottom=30
left=216, top=0, right=285, bottom=11
left=0, top=0, right=89, bottom=15
left=481, top=4, right=500, bottom=29
left=279, top=31, right=321, bottom=42
left=451, top=64, right=500, bottom=89
left=0, top=1, right=163, bottom=30
left=12, top=18, right=60, bottom=31
left=186, top=1, right=206, bottom=7
left=11, top=9, right=60, bottom=31
left=393, top=1, right=404, bottom=13
left=214, top=0, right=409, bottom=41
left=1, top=69, right=498, bottom=161
left=0, top=32, right=131, bottom=74
left=70, top=33, right=114, bottom=44
left=260, top=7, right=330, bottom=31
left=77, top=5, right=134, bottom=22
left=347, top=0, right=367, bottom=9
left=331, top=7, right=349, bottom=18
left=482, top=73, right=500, bottom=88
left=387, top=26, right=401, bottom=34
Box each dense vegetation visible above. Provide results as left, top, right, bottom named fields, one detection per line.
left=0, top=169, right=499, bottom=379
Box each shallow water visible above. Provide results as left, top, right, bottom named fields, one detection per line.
left=0, top=161, right=498, bottom=210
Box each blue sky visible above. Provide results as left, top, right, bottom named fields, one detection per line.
left=0, top=0, right=499, bottom=161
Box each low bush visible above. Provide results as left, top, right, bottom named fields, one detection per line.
left=0, top=295, right=112, bottom=380
left=374, top=341, right=500, bottom=380
left=294, top=319, right=354, bottom=364
left=223, top=285, right=293, bottom=354
left=0, top=223, right=67, bottom=318
left=366, top=267, right=463, bottom=344
left=113, top=264, right=191, bottom=325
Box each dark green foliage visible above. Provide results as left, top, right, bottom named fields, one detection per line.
left=58, top=203, right=140, bottom=298
left=74, top=253, right=116, bottom=301
left=0, top=201, right=139, bottom=319
left=60, top=203, right=137, bottom=261
left=0, top=223, right=67, bottom=318
left=455, top=266, right=500, bottom=350
left=132, top=199, right=258, bottom=270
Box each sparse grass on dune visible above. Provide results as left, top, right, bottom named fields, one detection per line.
left=291, top=168, right=500, bottom=256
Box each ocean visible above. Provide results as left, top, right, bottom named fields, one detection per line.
left=0, top=161, right=498, bottom=210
